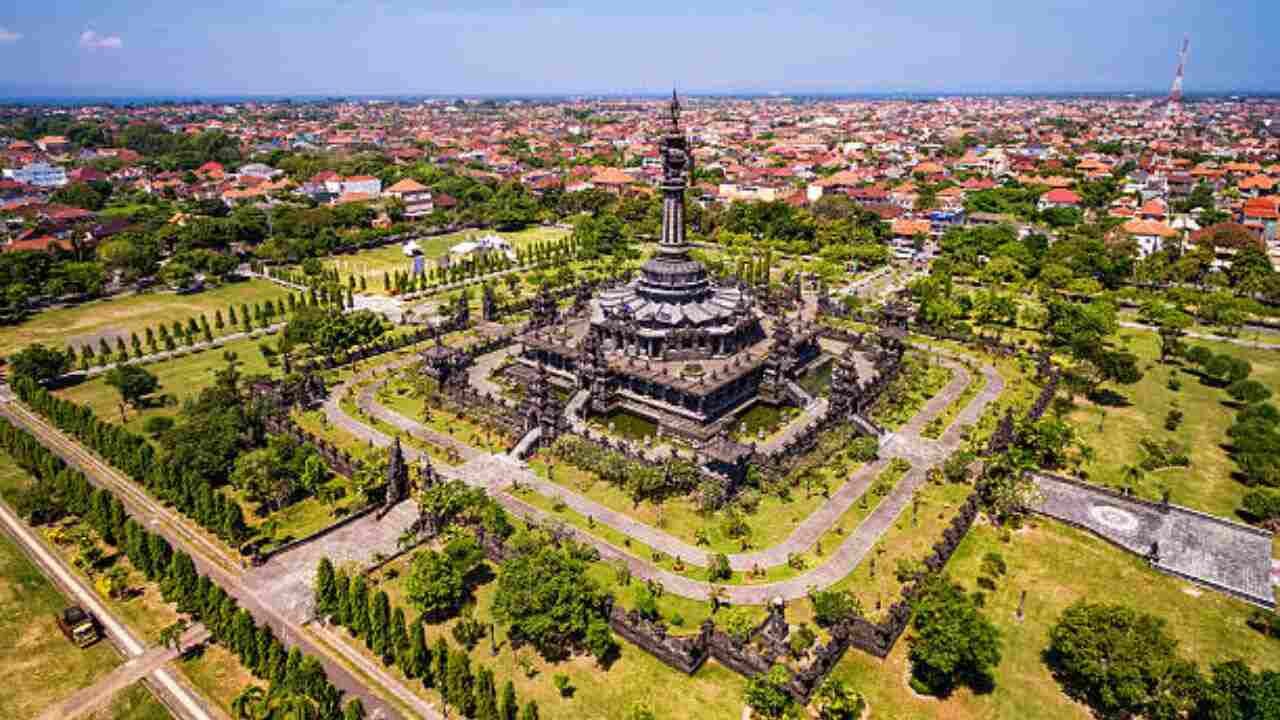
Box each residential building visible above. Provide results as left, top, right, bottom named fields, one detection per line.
left=3, top=162, right=68, bottom=188
left=385, top=178, right=434, bottom=217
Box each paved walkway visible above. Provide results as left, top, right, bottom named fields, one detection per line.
left=1033, top=473, right=1275, bottom=608
left=37, top=626, right=213, bottom=720
left=61, top=322, right=286, bottom=383
left=0, top=397, right=435, bottom=720
left=0, top=498, right=219, bottom=720
left=327, top=348, right=1004, bottom=602
left=1119, top=321, right=1280, bottom=350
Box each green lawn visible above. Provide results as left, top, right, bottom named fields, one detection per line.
left=830, top=479, right=973, bottom=621
left=178, top=642, right=262, bottom=718
left=54, top=334, right=279, bottom=437
left=365, top=551, right=750, bottom=720
left=870, top=351, right=954, bottom=430
left=89, top=681, right=173, bottom=720
left=0, top=279, right=290, bottom=357
left=1067, top=329, right=1280, bottom=518
left=830, top=519, right=1280, bottom=720
left=321, top=226, right=569, bottom=295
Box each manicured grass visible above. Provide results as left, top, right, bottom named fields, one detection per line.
left=89, top=681, right=173, bottom=720
left=831, top=479, right=973, bottom=621
left=0, top=279, right=290, bottom=357
left=54, top=334, right=279, bottom=437
left=321, top=226, right=569, bottom=295
left=379, top=372, right=513, bottom=454
left=526, top=454, right=842, bottom=557
left=830, top=519, right=1280, bottom=720
left=363, top=552, right=751, bottom=720
left=178, top=642, right=262, bottom=717
left=1066, top=329, right=1280, bottom=518
left=0, top=515, right=121, bottom=720
left=870, top=351, right=954, bottom=430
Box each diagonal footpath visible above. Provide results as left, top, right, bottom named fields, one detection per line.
left=0, top=499, right=219, bottom=720
left=0, top=397, right=442, bottom=720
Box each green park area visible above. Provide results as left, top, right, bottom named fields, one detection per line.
left=0, top=456, right=256, bottom=719
left=0, top=521, right=122, bottom=720
left=0, top=279, right=290, bottom=358
left=1067, top=329, right=1280, bottom=518
left=831, top=518, right=1280, bottom=720
left=319, top=225, right=570, bottom=295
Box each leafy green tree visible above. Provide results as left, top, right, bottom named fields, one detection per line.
left=519, top=700, right=540, bottom=720
left=813, top=677, right=865, bottom=720
left=809, top=588, right=863, bottom=628
left=743, top=664, right=795, bottom=719
left=908, top=575, right=1002, bottom=696
left=499, top=680, right=518, bottom=720
left=1228, top=379, right=1272, bottom=406
left=491, top=532, right=613, bottom=661
left=444, top=648, right=475, bottom=716
left=8, top=344, right=71, bottom=383
left=1047, top=602, right=1202, bottom=720
left=104, top=365, right=160, bottom=408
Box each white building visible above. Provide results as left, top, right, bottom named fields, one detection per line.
left=3, top=162, right=68, bottom=188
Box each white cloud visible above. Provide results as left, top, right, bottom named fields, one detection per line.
left=0, top=27, right=21, bottom=43
left=79, top=30, right=122, bottom=50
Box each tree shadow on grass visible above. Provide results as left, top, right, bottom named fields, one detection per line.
left=1087, top=389, right=1131, bottom=408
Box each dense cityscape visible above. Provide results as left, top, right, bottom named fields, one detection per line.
left=2, top=7, right=1280, bottom=720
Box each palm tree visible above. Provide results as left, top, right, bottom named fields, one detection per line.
left=231, top=686, right=266, bottom=720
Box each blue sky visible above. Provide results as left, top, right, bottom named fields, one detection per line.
left=0, top=1, right=1276, bottom=96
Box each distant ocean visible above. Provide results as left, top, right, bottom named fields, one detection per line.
left=1, top=90, right=1278, bottom=107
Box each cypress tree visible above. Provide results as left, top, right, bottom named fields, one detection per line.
left=228, top=305, right=238, bottom=326
left=333, top=572, right=351, bottom=627
left=445, top=649, right=474, bottom=716
left=499, top=680, right=518, bottom=720
left=474, top=666, right=498, bottom=720
left=360, top=275, right=367, bottom=292
left=284, top=647, right=305, bottom=694
left=130, top=332, right=142, bottom=355
left=369, top=590, right=391, bottom=657
left=240, top=304, right=251, bottom=329
left=406, top=621, right=428, bottom=681
left=255, top=625, right=276, bottom=678
left=350, top=575, right=370, bottom=637
left=520, top=700, right=539, bottom=720
left=214, top=309, right=224, bottom=330
left=430, top=637, right=449, bottom=691
left=146, top=533, right=171, bottom=582
left=145, top=327, right=156, bottom=350
left=315, top=558, right=337, bottom=619
left=232, top=610, right=258, bottom=668
left=220, top=501, right=246, bottom=542
left=266, top=640, right=288, bottom=686
left=390, top=606, right=409, bottom=667
left=343, top=698, right=366, bottom=720
left=288, top=293, right=297, bottom=312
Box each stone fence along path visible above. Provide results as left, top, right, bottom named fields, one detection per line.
left=318, top=345, right=1006, bottom=605
left=1033, top=473, right=1275, bottom=609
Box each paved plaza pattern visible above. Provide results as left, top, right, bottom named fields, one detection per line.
left=1033, top=473, right=1275, bottom=608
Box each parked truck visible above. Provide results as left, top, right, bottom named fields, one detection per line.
left=56, top=605, right=101, bottom=647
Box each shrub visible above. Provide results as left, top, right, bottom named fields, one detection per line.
left=788, top=623, right=817, bottom=658
left=708, top=553, right=731, bottom=582
left=1241, top=487, right=1280, bottom=523
left=743, top=664, right=794, bottom=719
left=1164, top=408, right=1183, bottom=431
left=908, top=575, right=1002, bottom=696
left=143, top=416, right=175, bottom=436
left=809, top=588, right=861, bottom=628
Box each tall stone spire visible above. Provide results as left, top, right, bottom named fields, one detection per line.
left=658, top=90, right=691, bottom=255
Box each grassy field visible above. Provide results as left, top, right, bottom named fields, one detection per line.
left=0, top=521, right=122, bottom=720
left=871, top=352, right=954, bottom=430
left=830, top=479, right=973, bottom=621
left=363, top=551, right=751, bottom=720
left=178, top=642, right=262, bottom=717
left=321, top=226, right=570, bottom=295
left=88, top=681, right=173, bottom=720
left=1066, top=329, right=1280, bottom=518
left=830, top=518, right=1280, bottom=720
left=0, top=279, right=290, bottom=358
left=0, top=457, right=251, bottom=718
left=54, top=334, right=279, bottom=437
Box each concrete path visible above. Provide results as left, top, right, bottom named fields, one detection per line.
left=0, top=499, right=220, bottom=720
left=325, top=348, right=1004, bottom=603
left=0, top=396, right=438, bottom=720
left=38, top=626, right=213, bottom=720
left=1119, top=320, right=1280, bottom=350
